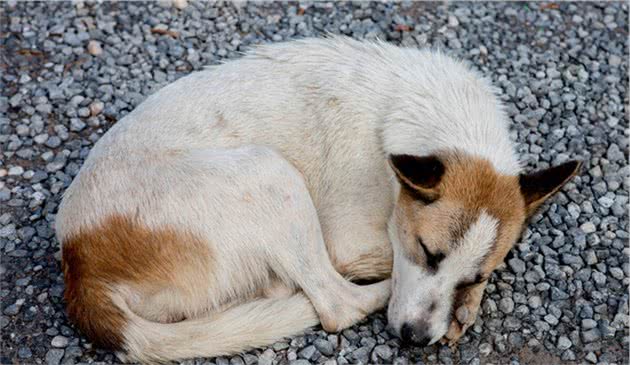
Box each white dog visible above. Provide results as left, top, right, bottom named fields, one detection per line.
left=56, top=36, right=580, bottom=363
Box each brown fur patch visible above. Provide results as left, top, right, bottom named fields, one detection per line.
left=397, top=151, right=526, bottom=273
left=62, top=215, right=212, bottom=350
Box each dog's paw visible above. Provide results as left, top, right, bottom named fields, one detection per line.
left=440, top=283, right=485, bottom=346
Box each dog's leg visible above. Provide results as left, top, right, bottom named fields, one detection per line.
left=266, top=210, right=391, bottom=332
left=441, top=281, right=487, bottom=345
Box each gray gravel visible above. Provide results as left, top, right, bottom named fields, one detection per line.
left=1, top=1, right=628, bottom=364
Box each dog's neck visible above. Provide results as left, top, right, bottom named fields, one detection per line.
left=343, top=44, right=522, bottom=177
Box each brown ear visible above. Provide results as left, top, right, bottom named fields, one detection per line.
left=389, top=154, right=445, bottom=203
left=519, top=160, right=582, bottom=216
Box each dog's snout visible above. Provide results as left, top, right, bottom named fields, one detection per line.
left=400, top=321, right=431, bottom=347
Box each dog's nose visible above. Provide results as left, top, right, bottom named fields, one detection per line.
left=400, top=322, right=431, bottom=347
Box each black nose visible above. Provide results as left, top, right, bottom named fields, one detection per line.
left=400, top=322, right=431, bottom=347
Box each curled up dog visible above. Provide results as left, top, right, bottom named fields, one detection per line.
left=56, top=37, right=581, bottom=363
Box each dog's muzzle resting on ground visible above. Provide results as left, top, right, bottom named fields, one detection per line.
left=56, top=36, right=581, bottom=363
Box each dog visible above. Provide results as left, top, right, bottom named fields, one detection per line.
left=56, top=36, right=580, bottom=363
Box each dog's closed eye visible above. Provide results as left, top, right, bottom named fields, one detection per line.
left=417, top=237, right=445, bottom=271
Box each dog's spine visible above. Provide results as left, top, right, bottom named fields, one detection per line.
left=116, top=292, right=319, bottom=363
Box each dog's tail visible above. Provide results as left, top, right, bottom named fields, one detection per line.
left=115, top=291, right=319, bottom=364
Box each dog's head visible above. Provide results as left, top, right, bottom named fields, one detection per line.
left=386, top=151, right=580, bottom=345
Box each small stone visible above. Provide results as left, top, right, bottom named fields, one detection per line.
left=580, top=222, right=596, bottom=234
left=298, top=345, right=317, bottom=360
left=585, top=352, right=597, bottom=363
left=89, top=101, right=104, bottom=116
left=582, top=319, right=597, bottom=329
left=45, top=136, right=62, bottom=148
left=583, top=250, right=598, bottom=265
left=544, top=314, right=559, bottom=326
left=18, top=347, right=32, bottom=359
left=51, top=335, right=69, bottom=348
left=46, top=349, right=64, bottom=365
left=479, top=342, right=492, bottom=356
left=3, top=303, right=21, bottom=315
left=447, top=15, right=459, bottom=27
left=258, top=349, right=275, bottom=365
left=608, top=55, right=622, bottom=66
left=557, top=336, right=572, bottom=350
left=87, top=40, right=103, bottom=56
left=272, top=341, right=289, bottom=351
left=8, top=166, right=24, bottom=176
left=508, top=258, right=526, bottom=274
left=581, top=329, right=601, bottom=343
left=592, top=271, right=607, bottom=285
left=371, top=344, right=393, bottom=362
left=0, top=316, right=9, bottom=329
left=314, top=338, right=334, bottom=356
left=70, top=118, right=86, bottom=132
left=610, top=267, right=624, bottom=280
left=499, top=297, right=515, bottom=314
left=550, top=287, right=570, bottom=300
left=528, top=296, right=542, bottom=309
left=562, top=350, right=576, bottom=361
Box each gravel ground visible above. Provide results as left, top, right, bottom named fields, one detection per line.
left=1, top=1, right=629, bottom=364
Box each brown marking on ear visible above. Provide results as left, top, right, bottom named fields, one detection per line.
left=62, top=215, right=212, bottom=350
left=396, top=151, right=528, bottom=272
left=389, top=154, right=444, bottom=203
left=520, top=160, right=582, bottom=216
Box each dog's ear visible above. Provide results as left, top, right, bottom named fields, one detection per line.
left=519, top=160, right=582, bottom=217
left=389, top=154, right=444, bottom=203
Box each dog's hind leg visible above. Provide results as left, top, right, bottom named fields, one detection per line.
left=251, top=158, right=391, bottom=332
left=268, top=219, right=391, bottom=332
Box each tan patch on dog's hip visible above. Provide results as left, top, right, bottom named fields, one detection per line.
left=62, top=215, right=213, bottom=350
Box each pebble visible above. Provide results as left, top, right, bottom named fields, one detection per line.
left=499, top=298, right=515, bottom=314
left=18, top=347, right=32, bottom=359
left=557, top=336, right=572, bottom=350
left=314, top=338, right=335, bottom=356
left=258, top=349, right=275, bottom=365
left=478, top=342, right=492, bottom=357
left=580, top=222, right=597, bottom=234
left=8, top=166, right=24, bottom=176
left=51, top=335, right=69, bottom=348
left=298, top=345, right=317, bottom=360
left=371, top=344, right=393, bottom=362
left=581, top=329, right=601, bottom=343
left=87, top=40, right=103, bottom=56
left=508, top=258, right=526, bottom=274
left=89, top=101, right=105, bottom=116
left=46, top=349, right=64, bottom=365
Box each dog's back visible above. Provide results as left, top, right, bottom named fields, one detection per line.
left=58, top=36, right=520, bottom=239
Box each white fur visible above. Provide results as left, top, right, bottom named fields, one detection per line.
left=387, top=211, right=498, bottom=344
left=56, top=36, right=521, bottom=362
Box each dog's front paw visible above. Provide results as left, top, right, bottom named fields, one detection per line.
left=440, top=282, right=486, bottom=346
